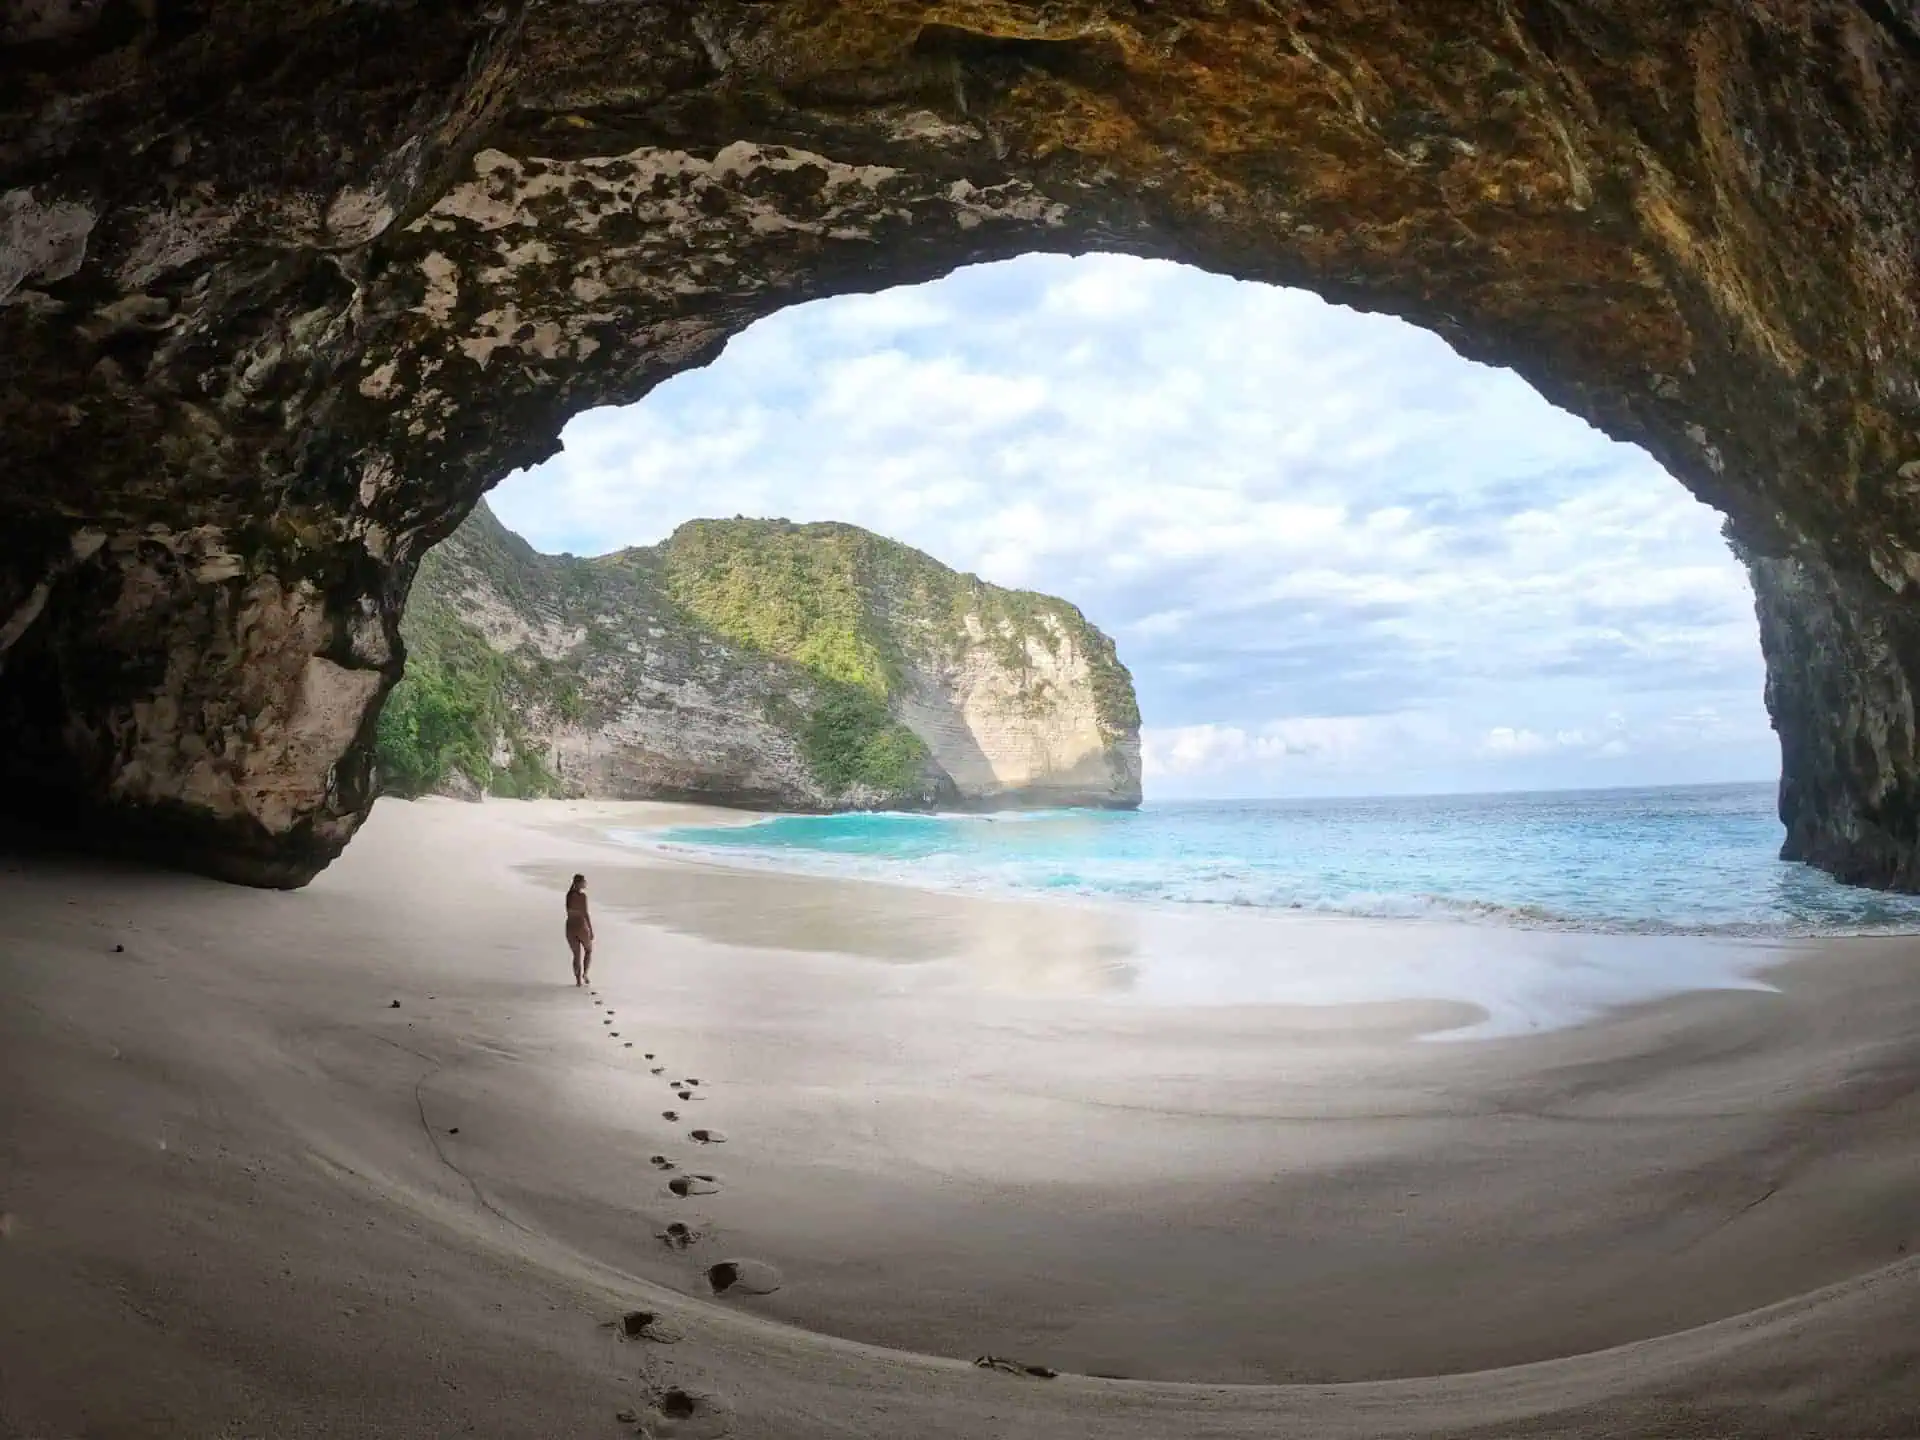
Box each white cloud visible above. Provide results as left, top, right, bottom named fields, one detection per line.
left=1143, top=715, right=1443, bottom=780
left=488, top=253, right=1779, bottom=798
left=1481, top=727, right=1554, bottom=758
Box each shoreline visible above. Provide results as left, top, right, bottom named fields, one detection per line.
left=620, top=800, right=1920, bottom=946
left=589, top=805, right=1795, bottom=1040
left=4, top=796, right=1920, bottom=1434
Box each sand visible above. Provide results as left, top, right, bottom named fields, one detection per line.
left=3, top=797, right=1920, bottom=1438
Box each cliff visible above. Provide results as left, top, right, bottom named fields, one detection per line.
left=381, top=503, right=1141, bottom=812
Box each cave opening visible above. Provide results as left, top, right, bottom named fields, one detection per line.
left=372, top=252, right=1920, bottom=936
left=457, top=252, right=1775, bottom=805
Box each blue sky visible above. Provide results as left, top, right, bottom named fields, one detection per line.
left=490, top=253, right=1778, bottom=800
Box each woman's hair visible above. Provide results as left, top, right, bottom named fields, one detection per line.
left=570, top=873, right=585, bottom=887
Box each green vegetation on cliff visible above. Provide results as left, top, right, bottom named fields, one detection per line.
left=377, top=572, right=557, bottom=799
left=662, top=518, right=1140, bottom=743
left=380, top=503, right=1140, bottom=808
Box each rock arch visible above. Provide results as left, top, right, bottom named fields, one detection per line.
left=0, top=1, right=1915, bottom=886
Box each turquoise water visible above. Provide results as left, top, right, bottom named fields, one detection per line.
left=640, top=783, right=1920, bottom=938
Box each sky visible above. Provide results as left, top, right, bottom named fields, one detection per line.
left=489, top=252, right=1779, bottom=800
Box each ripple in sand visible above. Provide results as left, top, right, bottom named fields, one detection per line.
left=707, top=1258, right=781, bottom=1295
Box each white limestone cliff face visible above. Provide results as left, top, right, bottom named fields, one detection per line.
left=392, top=505, right=1140, bottom=813
left=894, top=612, right=1142, bottom=809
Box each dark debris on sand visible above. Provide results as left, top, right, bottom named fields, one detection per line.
left=974, top=1355, right=1059, bottom=1379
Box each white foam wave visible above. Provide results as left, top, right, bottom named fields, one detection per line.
left=619, top=829, right=1920, bottom=940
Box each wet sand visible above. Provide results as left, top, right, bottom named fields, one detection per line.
left=3, top=797, right=1919, bottom=1437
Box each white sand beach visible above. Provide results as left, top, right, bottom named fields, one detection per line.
left=4, top=798, right=1919, bottom=1438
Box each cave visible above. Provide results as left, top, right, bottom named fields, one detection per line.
left=2, top=0, right=1916, bottom=889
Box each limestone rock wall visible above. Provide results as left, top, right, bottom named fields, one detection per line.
left=1750, top=546, right=1920, bottom=889
left=893, top=613, right=1142, bottom=810
left=402, top=504, right=1140, bottom=813
left=1, top=1, right=1915, bottom=885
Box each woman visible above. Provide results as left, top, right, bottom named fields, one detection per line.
left=565, top=873, right=594, bottom=986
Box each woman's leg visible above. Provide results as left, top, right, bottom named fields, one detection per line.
left=568, top=937, right=583, bottom=985
left=580, top=939, right=592, bottom=984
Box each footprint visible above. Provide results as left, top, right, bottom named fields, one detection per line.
left=644, top=1385, right=732, bottom=1438
left=676, top=1090, right=693, bottom=1100
left=668, top=1174, right=720, bottom=1197
left=649, top=1154, right=676, bottom=1170
left=657, top=1220, right=700, bottom=1250
left=613, top=1309, right=685, bottom=1343
left=706, top=1259, right=782, bottom=1296
left=688, top=1129, right=725, bottom=1145
left=684, top=1078, right=701, bottom=1086
left=624, top=1042, right=633, bottom=1048
left=611, top=1032, right=621, bottom=1037
left=650, top=1067, right=665, bottom=1075
left=644, top=1053, right=654, bottom=1060
left=603, top=1019, right=612, bottom=1026
left=662, top=1110, right=679, bottom=1122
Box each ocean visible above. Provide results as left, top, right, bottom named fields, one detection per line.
left=635, top=782, right=1920, bottom=939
